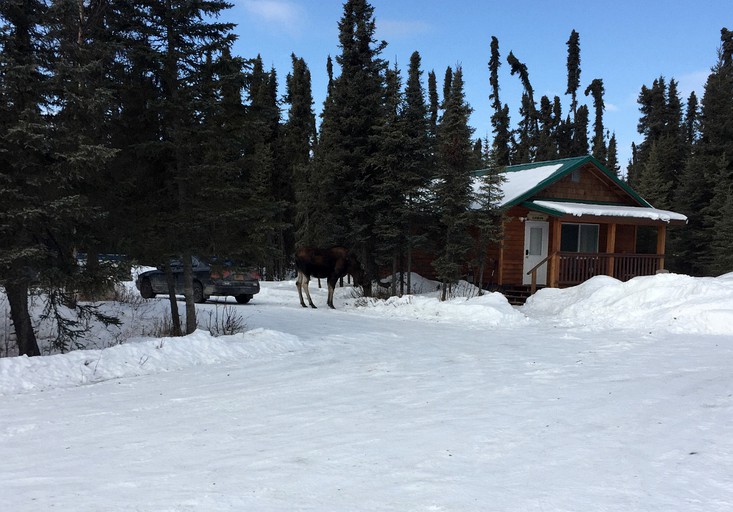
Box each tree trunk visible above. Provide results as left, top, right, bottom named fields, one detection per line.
left=391, top=252, right=397, bottom=297
left=477, top=246, right=486, bottom=296
left=182, top=252, right=197, bottom=334
left=406, top=232, right=413, bottom=295
left=5, top=280, right=41, bottom=357
left=164, top=264, right=182, bottom=337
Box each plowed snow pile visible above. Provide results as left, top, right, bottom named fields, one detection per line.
left=522, top=272, right=733, bottom=335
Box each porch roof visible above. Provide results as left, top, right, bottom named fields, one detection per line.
left=526, top=200, right=688, bottom=225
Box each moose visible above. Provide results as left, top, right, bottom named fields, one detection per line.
left=294, top=246, right=365, bottom=309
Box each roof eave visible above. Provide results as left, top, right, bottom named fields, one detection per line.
left=522, top=201, right=688, bottom=226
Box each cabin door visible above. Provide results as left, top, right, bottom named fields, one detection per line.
left=523, top=221, right=549, bottom=285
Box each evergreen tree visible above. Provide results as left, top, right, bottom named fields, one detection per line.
left=47, top=0, right=121, bottom=278
left=584, top=78, right=607, bottom=162
left=684, top=91, right=700, bottom=148
left=310, top=0, right=386, bottom=290
left=571, top=105, right=590, bottom=156
left=711, top=183, right=733, bottom=275
left=372, top=65, right=405, bottom=294
left=427, top=69, right=439, bottom=136
left=703, top=30, right=733, bottom=275
left=432, top=67, right=474, bottom=300
left=400, top=51, right=433, bottom=294
left=566, top=30, right=581, bottom=119
left=0, top=0, right=52, bottom=356
left=557, top=115, right=574, bottom=158
left=606, top=133, right=620, bottom=176
left=536, top=95, right=559, bottom=161
left=442, top=66, right=453, bottom=107
left=662, top=78, right=688, bottom=188
left=631, top=76, right=683, bottom=181
left=507, top=51, right=538, bottom=162
left=284, top=54, right=317, bottom=248
left=671, top=29, right=733, bottom=275
left=472, top=152, right=504, bottom=294
left=488, top=36, right=511, bottom=166
left=636, top=141, right=673, bottom=209
left=247, top=56, right=288, bottom=278
left=127, top=0, right=239, bottom=333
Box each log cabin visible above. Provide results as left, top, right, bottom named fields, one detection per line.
left=471, top=155, right=687, bottom=301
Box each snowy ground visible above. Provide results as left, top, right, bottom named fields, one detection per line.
left=1, top=273, right=732, bottom=511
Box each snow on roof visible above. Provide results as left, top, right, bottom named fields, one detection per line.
left=532, top=200, right=688, bottom=223
left=500, top=163, right=564, bottom=206
left=470, top=162, right=564, bottom=209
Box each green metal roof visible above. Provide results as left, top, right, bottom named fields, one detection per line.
left=473, top=155, right=651, bottom=209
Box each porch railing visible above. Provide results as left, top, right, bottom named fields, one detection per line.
left=558, top=252, right=663, bottom=286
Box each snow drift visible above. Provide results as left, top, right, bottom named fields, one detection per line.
left=523, top=272, right=733, bottom=335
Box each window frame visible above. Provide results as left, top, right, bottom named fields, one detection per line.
left=560, top=223, right=600, bottom=253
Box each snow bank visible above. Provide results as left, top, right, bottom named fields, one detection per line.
left=356, top=290, right=531, bottom=327
left=0, top=328, right=304, bottom=395
left=523, top=273, right=733, bottom=335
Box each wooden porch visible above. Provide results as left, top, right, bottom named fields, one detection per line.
left=523, top=219, right=671, bottom=293
left=557, top=252, right=663, bottom=286
left=528, top=252, right=665, bottom=292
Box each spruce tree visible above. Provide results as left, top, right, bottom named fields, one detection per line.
left=284, top=54, right=317, bottom=248
left=0, top=0, right=50, bottom=356
left=684, top=91, right=700, bottom=148
left=472, top=151, right=504, bottom=294
left=129, top=0, right=239, bottom=333
left=703, top=30, right=733, bottom=275
left=566, top=30, right=581, bottom=119
left=671, top=29, right=733, bottom=275
left=711, top=184, right=733, bottom=275
left=507, top=51, right=538, bottom=162
left=310, top=0, right=386, bottom=290
left=606, top=133, right=620, bottom=176
left=428, top=69, right=439, bottom=137
left=372, top=66, right=405, bottom=294
left=432, top=67, right=474, bottom=300
left=488, top=36, right=511, bottom=166
left=246, top=56, right=288, bottom=278
left=584, top=78, right=607, bottom=162
left=442, top=66, right=453, bottom=107
left=637, top=141, right=673, bottom=209
left=46, top=0, right=121, bottom=292
left=571, top=105, right=590, bottom=156
left=400, top=51, right=433, bottom=294
left=536, top=95, right=559, bottom=161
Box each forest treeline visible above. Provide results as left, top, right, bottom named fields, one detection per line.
left=1, top=0, right=732, bottom=356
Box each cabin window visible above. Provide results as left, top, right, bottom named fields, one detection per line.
left=560, top=223, right=599, bottom=253
left=571, top=169, right=581, bottom=182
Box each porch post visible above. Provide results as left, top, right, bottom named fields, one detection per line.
left=550, top=219, right=561, bottom=288
left=498, top=241, right=505, bottom=285
left=606, top=223, right=617, bottom=278
left=657, top=224, right=667, bottom=270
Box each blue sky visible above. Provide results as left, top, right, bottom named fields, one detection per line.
left=224, top=0, right=732, bottom=172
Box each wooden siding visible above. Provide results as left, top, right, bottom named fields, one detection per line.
left=537, top=163, right=638, bottom=205
left=501, top=206, right=530, bottom=285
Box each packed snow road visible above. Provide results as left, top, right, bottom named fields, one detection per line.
left=1, top=276, right=732, bottom=511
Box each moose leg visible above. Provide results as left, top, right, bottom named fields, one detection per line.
left=296, top=272, right=309, bottom=308
left=327, top=277, right=337, bottom=309
left=301, top=274, right=317, bottom=308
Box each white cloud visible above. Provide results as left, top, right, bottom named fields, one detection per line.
left=237, top=0, right=305, bottom=35
left=605, top=102, right=619, bottom=112
left=375, top=19, right=431, bottom=40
